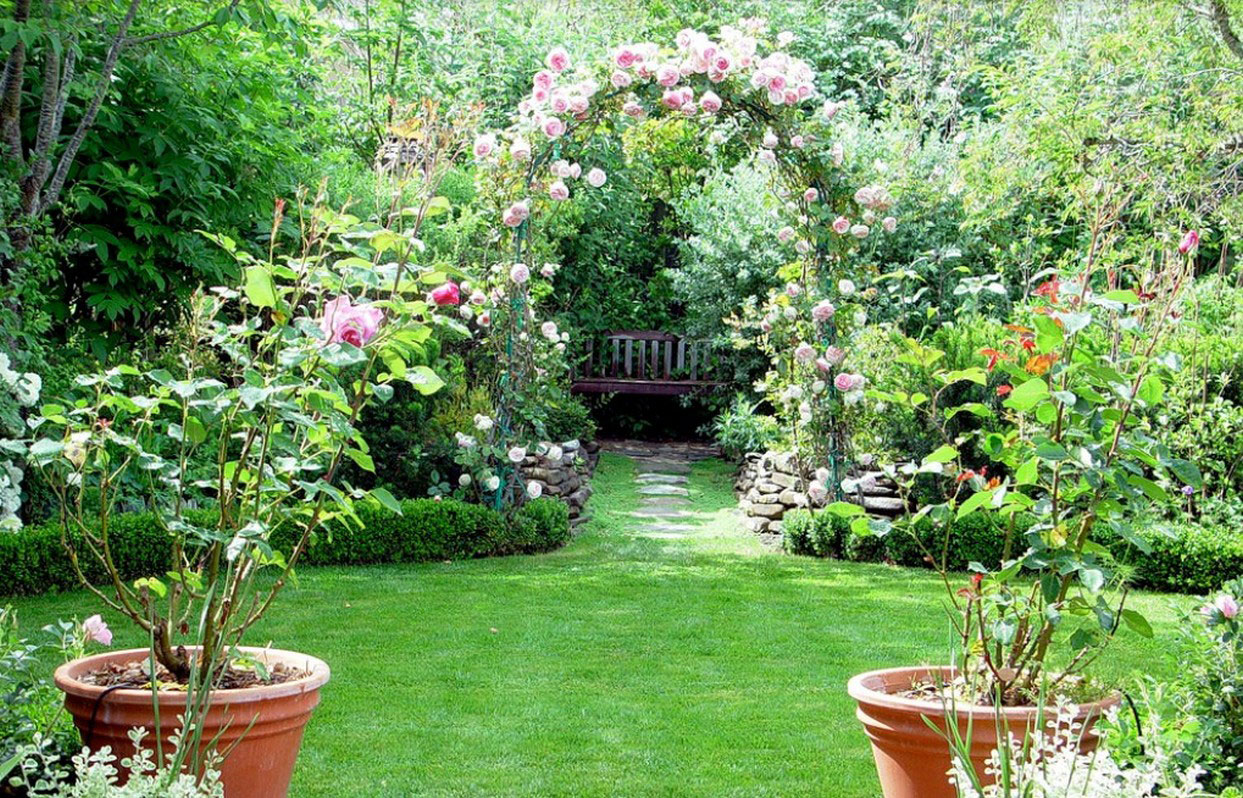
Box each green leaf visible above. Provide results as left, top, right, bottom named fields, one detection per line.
left=423, top=196, right=451, bottom=217
left=924, top=444, right=958, bottom=465
left=1127, top=475, right=1167, bottom=502
left=1080, top=568, right=1105, bottom=592
left=1167, top=458, right=1202, bottom=488
left=407, top=366, right=445, bottom=396
left=956, top=488, right=994, bottom=519
left=1004, top=378, right=1050, bottom=412
left=824, top=501, right=865, bottom=517
left=185, top=416, right=207, bottom=446
left=1136, top=375, right=1164, bottom=405
left=345, top=448, right=375, bottom=473
left=1035, top=442, right=1069, bottom=461
left=1120, top=609, right=1153, bottom=638
left=1103, top=289, right=1141, bottom=304
left=945, top=402, right=994, bottom=420
left=368, top=487, right=403, bottom=515
left=1034, top=314, right=1063, bottom=351
left=244, top=266, right=277, bottom=308
left=1016, top=457, right=1039, bottom=485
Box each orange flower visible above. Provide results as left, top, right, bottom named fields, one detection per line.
left=997, top=384, right=1012, bottom=397
left=1003, top=324, right=1034, bottom=334
left=1025, top=353, right=1057, bottom=376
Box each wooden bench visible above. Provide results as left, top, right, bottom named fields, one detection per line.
left=571, top=331, right=725, bottom=396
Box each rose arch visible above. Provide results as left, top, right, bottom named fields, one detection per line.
left=461, top=21, right=897, bottom=509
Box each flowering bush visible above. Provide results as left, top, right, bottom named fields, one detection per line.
left=466, top=21, right=897, bottom=498
left=24, top=198, right=452, bottom=681
left=0, top=351, right=40, bottom=531
left=840, top=211, right=1203, bottom=704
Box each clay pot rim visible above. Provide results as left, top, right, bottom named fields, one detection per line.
left=847, top=665, right=1120, bottom=720
left=55, top=646, right=330, bottom=706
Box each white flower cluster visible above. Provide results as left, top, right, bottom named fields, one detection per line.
left=0, top=351, right=39, bottom=532
left=951, top=703, right=1209, bottom=798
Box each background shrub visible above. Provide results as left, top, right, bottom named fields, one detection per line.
left=0, top=498, right=573, bottom=598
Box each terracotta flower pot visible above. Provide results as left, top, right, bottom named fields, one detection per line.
left=55, top=647, right=329, bottom=798
left=847, top=666, right=1118, bottom=798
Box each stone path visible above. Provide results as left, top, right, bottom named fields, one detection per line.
left=599, top=440, right=722, bottom=539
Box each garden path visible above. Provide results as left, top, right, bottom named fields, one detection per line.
left=601, top=440, right=725, bottom=540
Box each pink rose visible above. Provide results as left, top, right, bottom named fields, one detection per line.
left=586, top=168, right=607, bottom=188
left=803, top=187, right=818, bottom=203
left=656, top=63, right=680, bottom=87
left=777, top=226, right=795, bottom=243
left=510, top=138, right=531, bottom=162
left=762, top=131, right=778, bottom=148
left=1216, top=594, right=1239, bottom=619
left=431, top=282, right=461, bottom=306
left=614, top=47, right=636, bottom=69
left=823, top=100, right=841, bottom=119
left=832, top=216, right=850, bottom=235
left=548, top=180, right=569, bottom=201
left=758, top=149, right=777, bottom=165
left=551, top=159, right=572, bottom=178
left=833, top=372, right=853, bottom=392
left=502, top=201, right=529, bottom=228
left=83, top=614, right=112, bottom=646
left=623, top=101, right=645, bottom=118
left=569, top=95, right=589, bottom=114
left=469, top=290, right=487, bottom=306
left=545, top=47, right=570, bottom=73
left=1179, top=230, right=1199, bottom=255
left=477, top=311, right=491, bottom=327
left=699, top=90, right=722, bottom=113
left=510, top=263, right=530, bottom=284
left=768, top=74, right=787, bottom=92
left=795, top=342, right=816, bottom=363
left=541, top=321, right=559, bottom=341
left=533, top=70, right=554, bottom=91
left=319, top=296, right=383, bottom=348
left=473, top=134, right=496, bottom=159
left=791, top=135, right=805, bottom=149
left=550, top=92, right=569, bottom=113
left=882, top=216, right=897, bottom=233
left=850, top=224, right=871, bottom=239
left=610, top=70, right=632, bottom=88
left=812, top=300, right=836, bottom=323
left=814, top=357, right=832, bottom=374
left=661, top=89, right=683, bottom=110
left=825, top=346, right=846, bottom=366
left=542, top=116, right=565, bottom=139
left=569, top=162, right=582, bottom=179
left=786, top=282, right=801, bottom=298
left=540, top=263, right=557, bottom=278
left=532, top=87, right=549, bottom=103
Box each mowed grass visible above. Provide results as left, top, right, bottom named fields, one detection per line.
left=5, top=453, right=1194, bottom=797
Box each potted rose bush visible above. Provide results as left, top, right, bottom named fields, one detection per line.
left=841, top=215, right=1203, bottom=797
left=25, top=198, right=452, bottom=796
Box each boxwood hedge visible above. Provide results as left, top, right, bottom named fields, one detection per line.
left=0, top=497, right=571, bottom=597
left=781, top=509, right=1243, bottom=594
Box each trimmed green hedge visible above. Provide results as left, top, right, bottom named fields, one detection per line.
left=782, top=509, right=1243, bottom=594
left=0, top=498, right=572, bottom=597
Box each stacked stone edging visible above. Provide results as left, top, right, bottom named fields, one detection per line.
left=522, top=439, right=601, bottom=528
left=734, top=450, right=904, bottom=535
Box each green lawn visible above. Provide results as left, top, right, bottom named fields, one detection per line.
left=5, top=453, right=1194, bottom=797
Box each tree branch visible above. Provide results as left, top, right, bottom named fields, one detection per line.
left=1210, top=0, right=1243, bottom=59
left=38, top=0, right=142, bottom=215
left=123, top=0, right=240, bottom=46
left=0, top=0, right=34, bottom=167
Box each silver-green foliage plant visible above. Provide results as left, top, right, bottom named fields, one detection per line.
left=14, top=727, right=222, bottom=798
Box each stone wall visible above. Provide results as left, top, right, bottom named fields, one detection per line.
left=735, top=450, right=903, bottom=535
left=521, top=439, right=601, bottom=528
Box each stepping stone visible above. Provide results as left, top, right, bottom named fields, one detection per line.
left=635, top=459, right=692, bottom=474
left=637, top=473, right=689, bottom=485
left=630, top=507, right=695, bottom=518
left=639, top=522, right=696, bottom=533
left=638, top=484, right=690, bottom=497
left=641, top=494, right=691, bottom=507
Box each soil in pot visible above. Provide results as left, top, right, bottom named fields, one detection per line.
left=848, top=666, right=1118, bottom=798
left=56, top=647, right=329, bottom=798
